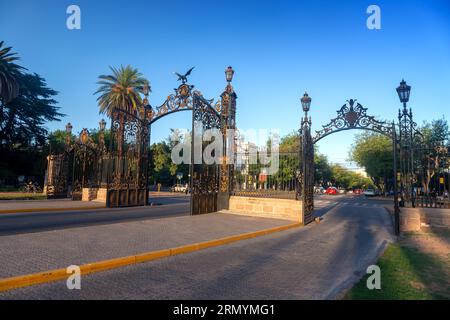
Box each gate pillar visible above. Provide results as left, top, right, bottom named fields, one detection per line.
left=218, top=70, right=237, bottom=211
left=300, top=93, right=315, bottom=225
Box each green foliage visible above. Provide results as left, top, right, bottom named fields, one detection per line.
left=149, top=135, right=189, bottom=187
left=350, top=132, right=393, bottom=191
left=417, top=118, right=450, bottom=193
left=330, top=164, right=373, bottom=189
left=95, top=65, right=148, bottom=116
left=0, top=41, right=25, bottom=103
left=0, top=42, right=62, bottom=186
left=279, top=132, right=300, bottom=152
left=421, top=118, right=450, bottom=148
left=315, top=153, right=332, bottom=184
left=0, top=73, right=63, bottom=149
left=345, top=244, right=450, bottom=300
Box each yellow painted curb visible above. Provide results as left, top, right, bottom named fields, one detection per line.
left=0, top=222, right=301, bottom=292
left=0, top=206, right=106, bottom=214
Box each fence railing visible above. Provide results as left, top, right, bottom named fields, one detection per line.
left=416, top=195, right=450, bottom=209
left=232, top=152, right=300, bottom=199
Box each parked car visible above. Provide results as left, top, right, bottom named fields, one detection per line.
left=314, top=186, right=325, bottom=194
left=171, top=184, right=188, bottom=193
left=326, top=187, right=338, bottom=195
left=364, top=188, right=376, bottom=197
left=353, top=189, right=363, bottom=195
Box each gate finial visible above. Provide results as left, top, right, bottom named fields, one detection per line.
left=173, top=67, right=195, bottom=84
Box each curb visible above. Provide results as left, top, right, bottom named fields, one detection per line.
left=0, top=222, right=301, bottom=292
left=0, top=205, right=106, bottom=214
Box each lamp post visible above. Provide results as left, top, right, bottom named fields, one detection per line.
left=396, top=79, right=415, bottom=207
left=225, top=66, right=234, bottom=83
left=142, top=80, right=152, bottom=204
left=99, top=119, right=106, bottom=148
left=65, top=122, right=73, bottom=147
left=301, top=92, right=312, bottom=128
left=217, top=66, right=237, bottom=211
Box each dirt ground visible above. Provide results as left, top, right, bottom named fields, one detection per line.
left=399, top=228, right=450, bottom=299
left=400, top=228, right=450, bottom=259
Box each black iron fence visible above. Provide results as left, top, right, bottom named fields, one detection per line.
left=416, top=195, right=450, bottom=209
left=232, top=152, right=300, bottom=199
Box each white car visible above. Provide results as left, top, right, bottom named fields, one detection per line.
left=171, top=184, right=188, bottom=193
left=364, top=189, right=376, bottom=197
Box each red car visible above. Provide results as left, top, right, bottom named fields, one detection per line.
left=326, top=187, right=338, bottom=195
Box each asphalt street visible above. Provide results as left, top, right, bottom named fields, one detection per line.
left=0, top=195, right=395, bottom=299
left=0, top=195, right=190, bottom=235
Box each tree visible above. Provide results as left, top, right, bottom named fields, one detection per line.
left=0, top=41, right=25, bottom=103
left=418, top=118, right=450, bottom=194
left=0, top=73, right=62, bottom=149
left=330, top=164, right=373, bottom=190
left=95, top=65, right=148, bottom=116
left=315, top=153, right=332, bottom=185
left=350, top=132, right=393, bottom=193
left=149, top=141, right=178, bottom=187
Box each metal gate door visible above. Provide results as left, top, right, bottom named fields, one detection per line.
left=190, top=92, right=221, bottom=215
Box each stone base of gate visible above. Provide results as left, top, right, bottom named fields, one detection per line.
left=82, top=188, right=107, bottom=203
left=226, top=196, right=303, bottom=223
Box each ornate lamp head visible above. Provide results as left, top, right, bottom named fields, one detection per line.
left=142, top=81, right=151, bottom=96
left=396, top=79, right=411, bottom=103
left=99, top=119, right=106, bottom=131
left=65, top=122, right=73, bottom=134
left=301, top=92, right=312, bottom=112
left=225, top=66, right=234, bottom=83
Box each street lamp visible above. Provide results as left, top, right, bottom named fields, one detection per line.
left=99, top=119, right=107, bottom=149
left=301, top=92, right=312, bottom=128
left=65, top=122, right=73, bottom=146
left=99, top=119, right=106, bottom=131
left=65, top=122, right=73, bottom=134
left=301, top=92, right=312, bottom=112
left=396, top=79, right=411, bottom=104
left=225, top=66, right=234, bottom=83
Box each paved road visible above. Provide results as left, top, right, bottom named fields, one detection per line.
left=0, top=195, right=190, bottom=236
left=0, top=195, right=395, bottom=299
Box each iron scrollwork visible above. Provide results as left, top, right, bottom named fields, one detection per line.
left=192, top=91, right=221, bottom=130
left=313, top=99, right=394, bottom=143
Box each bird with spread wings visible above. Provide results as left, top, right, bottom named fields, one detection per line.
left=173, top=67, right=194, bottom=84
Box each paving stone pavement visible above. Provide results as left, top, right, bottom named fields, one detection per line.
left=0, top=213, right=289, bottom=279
left=0, top=202, right=395, bottom=299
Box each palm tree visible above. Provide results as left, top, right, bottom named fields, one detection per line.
left=0, top=41, right=26, bottom=103
left=95, top=65, right=148, bottom=117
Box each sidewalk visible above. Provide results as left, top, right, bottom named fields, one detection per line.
left=0, top=199, right=105, bottom=214
left=0, top=213, right=291, bottom=279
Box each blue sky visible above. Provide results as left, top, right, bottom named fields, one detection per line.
left=1, top=0, right=450, bottom=165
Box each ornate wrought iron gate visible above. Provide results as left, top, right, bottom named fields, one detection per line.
left=106, top=109, right=149, bottom=207
left=303, top=98, right=401, bottom=233
left=45, top=153, right=70, bottom=198
left=190, top=92, right=222, bottom=215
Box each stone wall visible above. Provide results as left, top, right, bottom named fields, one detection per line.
left=82, top=188, right=107, bottom=203
left=400, top=208, right=450, bottom=232
left=227, top=196, right=303, bottom=223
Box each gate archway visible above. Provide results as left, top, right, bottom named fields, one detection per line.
left=300, top=98, right=401, bottom=233
left=118, top=67, right=237, bottom=214
left=45, top=67, right=237, bottom=215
